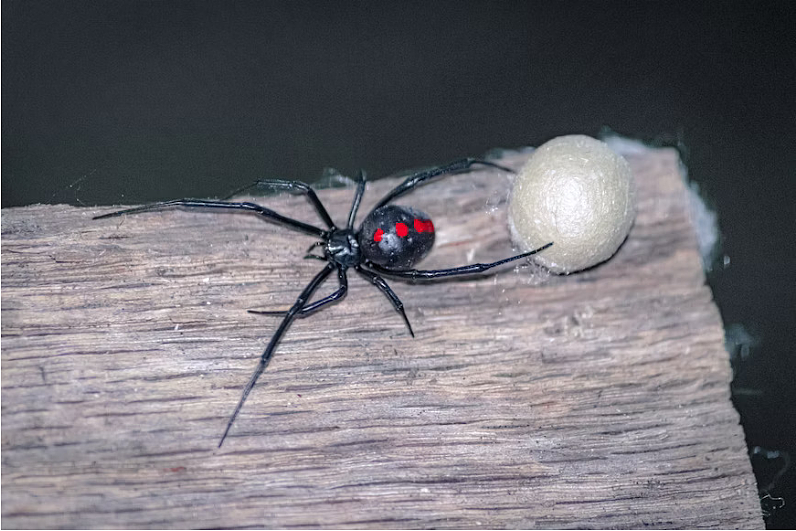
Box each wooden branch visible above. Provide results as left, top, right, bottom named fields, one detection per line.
left=2, top=148, right=762, bottom=528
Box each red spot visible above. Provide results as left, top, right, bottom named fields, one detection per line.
left=167, top=466, right=186, bottom=473
left=395, top=222, right=409, bottom=237
left=374, top=228, right=384, bottom=242
left=414, top=218, right=434, bottom=233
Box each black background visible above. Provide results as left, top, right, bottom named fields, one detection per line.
left=4, top=1, right=795, bottom=527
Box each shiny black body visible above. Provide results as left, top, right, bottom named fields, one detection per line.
left=359, top=205, right=435, bottom=268
left=94, top=158, right=553, bottom=447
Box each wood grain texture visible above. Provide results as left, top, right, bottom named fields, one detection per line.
left=2, top=148, right=762, bottom=529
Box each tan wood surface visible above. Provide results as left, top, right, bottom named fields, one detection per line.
left=2, top=148, right=762, bottom=528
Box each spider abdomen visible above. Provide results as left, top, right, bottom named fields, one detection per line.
left=358, top=205, right=435, bottom=268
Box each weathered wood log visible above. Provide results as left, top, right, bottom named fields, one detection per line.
left=2, top=147, right=762, bottom=528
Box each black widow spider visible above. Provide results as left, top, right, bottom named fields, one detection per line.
left=94, top=158, right=553, bottom=447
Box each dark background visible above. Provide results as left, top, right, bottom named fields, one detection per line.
left=3, top=1, right=795, bottom=526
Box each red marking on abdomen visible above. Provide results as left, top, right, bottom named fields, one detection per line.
left=374, top=228, right=384, bottom=242
left=395, top=222, right=408, bottom=237
left=414, top=218, right=434, bottom=233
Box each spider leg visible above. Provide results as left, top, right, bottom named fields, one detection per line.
left=248, top=266, right=348, bottom=317
left=305, top=241, right=325, bottom=254
left=347, top=170, right=367, bottom=229
left=218, top=262, right=335, bottom=448
left=372, top=158, right=515, bottom=211
left=366, top=242, right=553, bottom=280
left=302, top=241, right=327, bottom=261
left=93, top=199, right=326, bottom=238
left=223, top=179, right=336, bottom=229
left=355, top=266, right=414, bottom=337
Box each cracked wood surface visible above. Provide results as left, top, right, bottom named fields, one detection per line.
left=2, top=148, right=762, bottom=528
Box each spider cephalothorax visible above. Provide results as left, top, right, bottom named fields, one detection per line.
left=95, top=158, right=552, bottom=447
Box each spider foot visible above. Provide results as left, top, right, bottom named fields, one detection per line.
left=247, top=309, right=287, bottom=316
